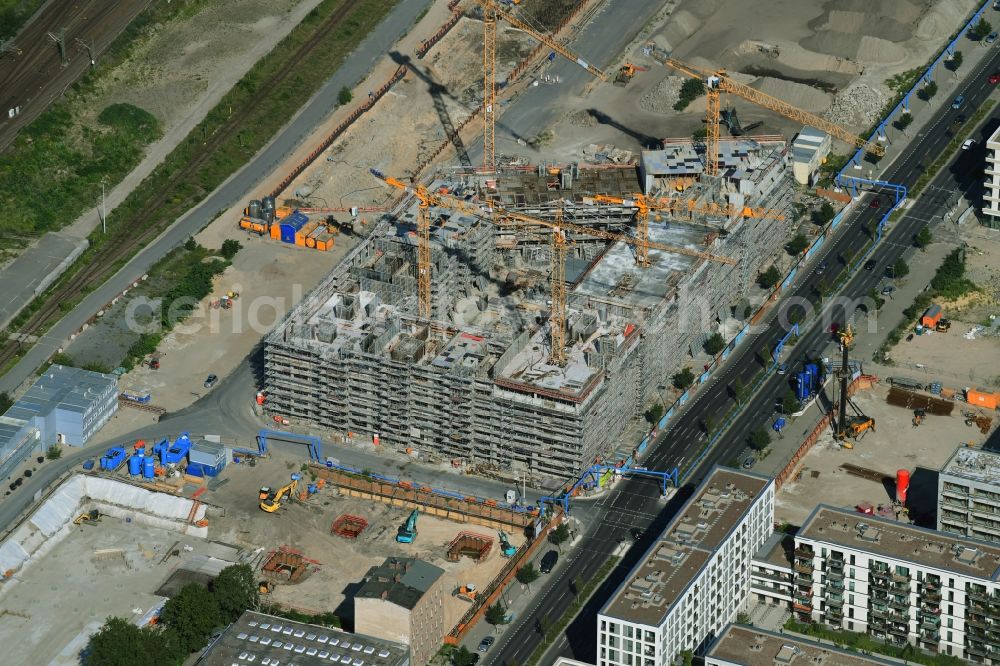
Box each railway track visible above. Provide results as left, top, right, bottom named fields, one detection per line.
left=0, top=0, right=359, bottom=373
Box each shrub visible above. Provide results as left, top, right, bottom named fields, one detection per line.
left=672, top=367, right=695, bottom=390
left=784, top=233, right=809, bottom=256
left=338, top=86, right=353, bottom=105
left=704, top=332, right=726, bottom=356
left=758, top=265, right=781, bottom=289
left=673, top=78, right=705, bottom=111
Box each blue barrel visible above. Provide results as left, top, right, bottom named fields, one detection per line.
left=128, top=455, right=143, bottom=476
left=143, top=456, right=155, bottom=479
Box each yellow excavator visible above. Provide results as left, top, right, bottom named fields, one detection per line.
left=259, top=474, right=300, bottom=513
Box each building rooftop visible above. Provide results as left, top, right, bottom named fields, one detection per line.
left=940, top=446, right=1000, bottom=486
left=601, top=467, right=772, bottom=626
left=198, top=610, right=410, bottom=666
left=356, top=557, right=444, bottom=610
left=752, top=531, right=793, bottom=570
left=798, top=505, right=1000, bottom=580
left=706, top=624, right=899, bottom=666
left=644, top=137, right=788, bottom=177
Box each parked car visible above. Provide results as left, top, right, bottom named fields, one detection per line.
left=540, top=549, right=559, bottom=574
left=989, top=73, right=1000, bottom=84
left=952, top=95, right=966, bottom=110
left=963, top=139, right=977, bottom=150
left=880, top=285, right=895, bottom=296
left=742, top=456, right=756, bottom=469
left=203, top=374, right=218, bottom=389
left=477, top=637, right=495, bottom=653
left=864, top=259, right=877, bottom=271
left=987, top=31, right=999, bottom=44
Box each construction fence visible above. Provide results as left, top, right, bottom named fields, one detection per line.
left=269, top=65, right=408, bottom=199
left=415, top=0, right=462, bottom=58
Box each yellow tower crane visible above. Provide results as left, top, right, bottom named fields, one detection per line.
left=469, top=0, right=608, bottom=171
left=661, top=57, right=885, bottom=177
left=586, top=193, right=785, bottom=266
left=371, top=170, right=736, bottom=361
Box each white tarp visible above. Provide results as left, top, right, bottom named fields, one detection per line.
left=0, top=475, right=207, bottom=583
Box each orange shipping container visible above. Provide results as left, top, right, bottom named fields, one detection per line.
left=967, top=389, right=999, bottom=410
left=921, top=304, right=942, bottom=328
left=294, top=221, right=320, bottom=246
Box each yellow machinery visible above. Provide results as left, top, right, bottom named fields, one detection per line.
left=833, top=325, right=875, bottom=443
left=587, top=193, right=784, bottom=266
left=455, top=583, right=478, bottom=602
left=615, top=64, right=637, bottom=86
left=469, top=0, right=607, bottom=170
left=73, top=509, right=101, bottom=525
left=260, top=473, right=300, bottom=513
left=661, top=57, right=885, bottom=177
left=371, top=170, right=735, bottom=364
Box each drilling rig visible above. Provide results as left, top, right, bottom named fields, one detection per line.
left=833, top=326, right=874, bottom=446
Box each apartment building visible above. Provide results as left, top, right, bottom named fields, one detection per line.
left=984, top=125, right=1000, bottom=224
left=705, top=624, right=897, bottom=666
left=938, top=446, right=1000, bottom=544
left=597, top=467, right=775, bottom=666
left=795, top=504, right=1000, bottom=663
left=353, top=558, right=445, bottom=666
left=749, top=531, right=794, bottom=609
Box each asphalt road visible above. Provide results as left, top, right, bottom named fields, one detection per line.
left=0, top=0, right=434, bottom=396
left=485, top=42, right=1000, bottom=666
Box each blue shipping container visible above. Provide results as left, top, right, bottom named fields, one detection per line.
left=805, top=363, right=819, bottom=391
left=279, top=212, right=309, bottom=243
left=795, top=372, right=810, bottom=401
left=186, top=462, right=205, bottom=477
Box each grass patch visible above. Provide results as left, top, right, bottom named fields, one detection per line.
left=0, top=0, right=397, bottom=373
left=524, top=556, right=619, bottom=666
left=912, top=99, right=995, bottom=195
left=259, top=603, right=341, bottom=628
left=0, top=0, right=46, bottom=41
left=784, top=619, right=964, bottom=665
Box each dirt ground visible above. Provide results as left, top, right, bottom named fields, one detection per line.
left=204, top=448, right=525, bottom=630
left=0, top=518, right=240, bottom=665
left=535, top=0, right=978, bottom=163
left=775, top=382, right=993, bottom=528
left=286, top=17, right=536, bottom=208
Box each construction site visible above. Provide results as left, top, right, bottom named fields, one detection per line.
left=263, top=148, right=793, bottom=483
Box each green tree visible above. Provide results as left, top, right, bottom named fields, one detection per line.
left=973, top=18, right=993, bottom=40
left=702, top=415, right=718, bottom=438
left=781, top=391, right=799, bottom=415
left=680, top=649, right=694, bottom=666
left=917, top=80, right=938, bottom=101
left=515, top=563, right=539, bottom=588
left=893, top=112, right=913, bottom=132
left=749, top=427, right=771, bottom=451
left=184, top=237, right=198, bottom=252
left=814, top=202, right=835, bottom=225
left=550, top=522, right=571, bottom=551
left=0, top=391, right=11, bottom=413
left=730, top=377, right=748, bottom=405
left=672, top=367, right=695, bottom=390
left=159, top=583, right=222, bottom=655
left=758, top=265, right=781, bottom=289
left=914, top=226, right=932, bottom=249
left=452, top=646, right=477, bottom=666
left=891, top=258, right=909, bottom=279
left=220, top=239, right=243, bottom=261
left=704, top=332, right=726, bottom=356
left=485, top=602, right=508, bottom=628
left=538, top=615, right=553, bottom=640
left=947, top=50, right=964, bottom=71
left=784, top=233, right=809, bottom=256
left=691, top=128, right=708, bottom=140
left=46, top=445, right=62, bottom=460
left=645, top=403, right=664, bottom=425
left=85, top=616, right=174, bottom=666
left=338, top=86, right=353, bottom=105
left=211, top=564, right=258, bottom=623
left=673, top=78, right=706, bottom=111
left=736, top=611, right=752, bottom=625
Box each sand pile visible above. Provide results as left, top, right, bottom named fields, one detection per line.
left=916, top=0, right=979, bottom=41
left=856, top=36, right=906, bottom=65
left=825, top=82, right=886, bottom=130
left=750, top=77, right=831, bottom=113
left=657, top=8, right=703, bottom=52
left=639, top=76, right=684, bottom=114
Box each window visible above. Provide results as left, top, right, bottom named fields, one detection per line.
left=645, top=632, right=654, bottom=643
left=848, top=608, right=854, bottom=618
left=625, top=626, right=633, bottom=639
left=850, top=554, right=855, bottom=565
left=848, top=621, right=854, bottom=630
left=609, top=650, right=618, bottom=662
left=947, top=618, right=953, bottom=628
left=849, top=582, right=855, bottom=591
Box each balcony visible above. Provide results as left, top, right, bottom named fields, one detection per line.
left=888, top=623, right=909, bottom=637
left=828, top=579, right=845, bottom=592
left=794, top=546, right=814, bottom=558
left=827, top=558, right=844, bottom=570
left=967, top=643, right=987, bottom=658
left=921, top=615, right=941, bottom=629
left=870, top=567, right=891, bottom=579
left=921, top=628, right=940, bottom=642
left=922, top=588, right=942, bottom=602
left=795, top=562, right=814, bottom=575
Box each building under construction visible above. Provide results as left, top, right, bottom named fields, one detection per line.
left=264, top=139, right=794, bottom=483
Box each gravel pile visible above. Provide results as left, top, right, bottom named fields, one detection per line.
left=638, top=76, right=683, bottom=114
left=825, top=82, right=887, bottom=131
